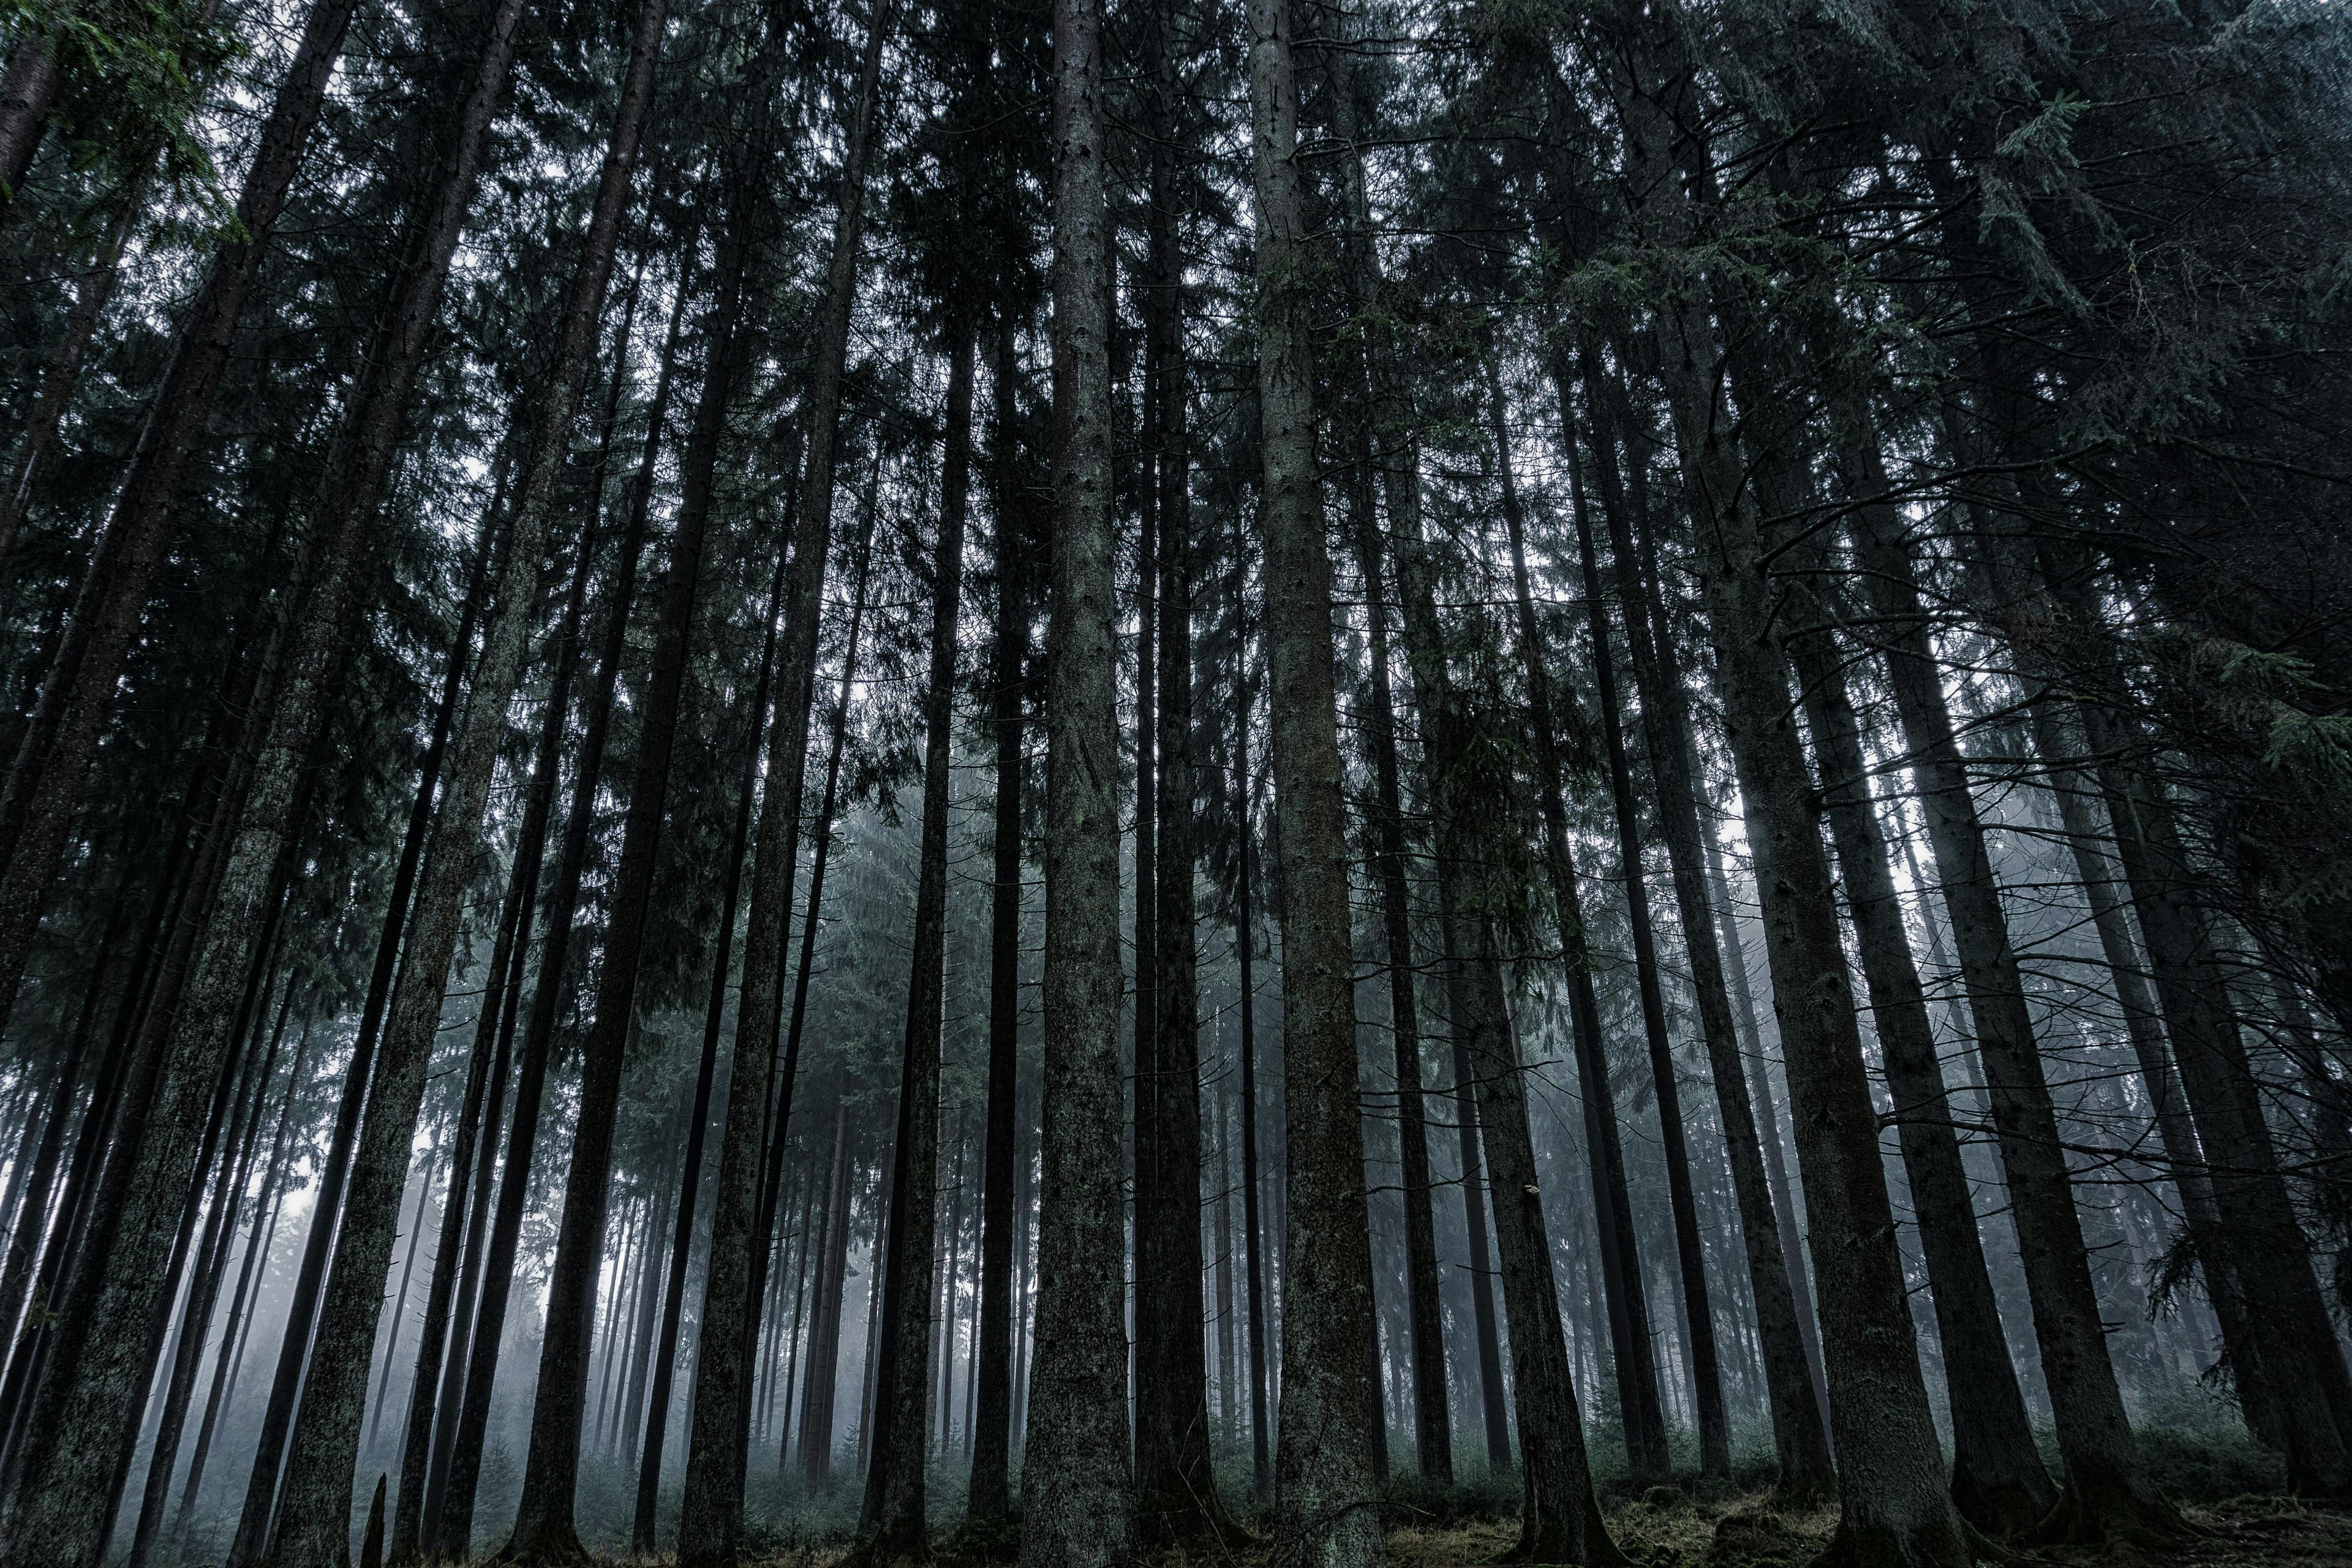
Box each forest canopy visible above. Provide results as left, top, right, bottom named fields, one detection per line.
left=0, top=0, right=2350, bottom=1566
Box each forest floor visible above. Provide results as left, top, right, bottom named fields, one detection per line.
left=1384, top=1490, right=2352, bottom=1568
left=715, top=1488, right=2352, bottom=1568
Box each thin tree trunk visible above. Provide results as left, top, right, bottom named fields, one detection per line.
left=675, top=11, right=887, bottom=1555
left=1566, top=355, right=1833, bottom=1496
left=1017, top=1, right=1134, bottom=1561
left=266, top=6, right=665, bottom=1561
left=968, top=306, right=1030, bottom=1526
left=1232, top=548, right=1275, bottom=1504
left=1490, top=355, right=1727, bottom=1478
left=174, top=1012, right=315, bottom=1550
left=432, top=235, right=688, bottom=1561
left=0, top=0, right=357, bottom=1046
left=389, top=440, right=601, bottom=1556
left=1781, top=553, right=2059, bottom=1533
left=799, top=1099, right=853, bottom=1490
left=1847, top=492, right=2179, bottom=1542
left=368, top=1131, right=442, bottom=1453
left=1639, top=245, right=1972, bottom=1558
left=858, top=289, right=975, bottom=1555
left=631, top=545, right=788, bottom=1548
left=2079, top=691, right=2352, bottom=1493
left=126, top=954, right=294, bottom=1568
left=1134, top=12, right=1237, bottom=1531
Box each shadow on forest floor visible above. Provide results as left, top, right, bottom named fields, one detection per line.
left=690, top=1489, right=2351, bottom=1568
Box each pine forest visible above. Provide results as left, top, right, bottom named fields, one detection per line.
left=0, top=0, right=2349, bottom=1564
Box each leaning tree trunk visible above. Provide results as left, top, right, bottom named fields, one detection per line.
left=1642, top=267, right=1970, bottom=1562
left=1847, top=496, right=2180, bottom=1545
left=1562, top=352, right=1833, bottom=1498
left=33, top=0, right=525, bottom=1545
left=430, top=247, right=684, bottom=1559
left=1016, top=1, right=1136, bottom=1562
left=2075, top=686, right=2352, bottom=1495
left=1494, top=355, right=1728, bottom=1478
left=1441, top=867, right=1624, bottom=1566
left=1249, top=5, right=1384, bottom=1564
left=633, top=542, right=788, bottom=1553
left=390, top=328, right=617, bottom=1560
left=0, top=0, right=357, bottom=1044
left=1778, top=547, right=2059, bottom=1535
left=265, top=6, right=665, bottom=1562
left=673, top=14, right=888, bottom=1559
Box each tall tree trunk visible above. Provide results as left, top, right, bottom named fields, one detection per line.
left=1232, top=568, right=1275, bottom=1503
left=1248, top=6, right=1384, bottom=1563
left=126, top=954, right=294, bottom=1568
left=858, top=295, right=976, bottom=1559
left=1779, top=552, right=2058, bottom=1533
left=506, top=45, right=757, bottom=1558
left=1134, top=12, right=1235, bottom=1536
left=633, top=545, right=790, bottom=1551
left=1325, top=86, right=1451, bottom=1496
left=432, top=237, right=687, bottom=1561
left=1846, top=496, right=2179, bottom=1543
left=367, top=1134, right=443, bottom=1450
left=1493, top=355, right=1727, bottom=1477
left=173, top=1012, right=315, bottom=1550
left=798, top=1099, right=853, bottom=1489
left=0, top=0, right=357, bottom=1041
left=265, top=5, right=666, bottom=1561
left=674, top=11, right=888, bottom=1555
left=1440, top=862, right=1623, bottom=1566
left=2077, top=690, right=2352, bottom=1494
left=1017, top=0, right=1135, bottom=1561
left=390, top=437, right=604, bottom=1558
left=967, top=311, right=1030, bottom=1528
left=1640, top=264, right=1971, bottom=1559
left=1564, top=354, right=1833, bottom=1496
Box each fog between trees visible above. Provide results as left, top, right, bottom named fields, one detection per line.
left=0, top=0, right=2350, bottom=1566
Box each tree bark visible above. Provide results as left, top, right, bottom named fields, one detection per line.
left=173, top=1012, right=315, bottom=1550
left=0, top=0, right=357, bottom=1044
left=1779, top=550, right=2059, bottom=1533
left=1232, top=558, right=1275, bottom=1504
left=1133, top=13, right=1235, bottom=1536
left=1640, top=272, right=1971, bottom=1559
left=1847, top=494, right=2179, bottom=1543
left=967, top=311, right=1031, bottom=1526
left=1496, top=355, right=1728, bottom=1478
left=1016, top=0, right=1136, bottom=1561
left=673, top=11, right=887, bottom=1555
left=266, top=7, right=665, bottom=1562
left=1566, top=355, right=1833, bottom=1496
left=432, top=235, right=687, bottom=1561
left=1327, top=76, right=1451, bottom=1490
left=1249, top=5, right=1385, bottom=1563
left=854, top=290, right=976, bottom=1564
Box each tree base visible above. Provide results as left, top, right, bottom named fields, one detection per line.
left=1488, top=1495, right=1632, bottom=1568
left=1805, top=1514, right=1981, bottom=1568
left=2022, top=1484, right=2200, bottom=1551
left=494, top=1518, right=592, bottom=1568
